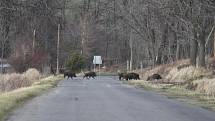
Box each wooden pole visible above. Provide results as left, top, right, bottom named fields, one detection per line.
left=1, top=41, right=4, bottom=74
left=214, top=16, right=215, bottom=58
left=127, top=60, right=129, bottom=71
left=140, top=61, right=143, bottom=75
left=99, top=64, right=101, bottom=78
left=129, top=0, right=133, bottom=71
left=33, top=29, right=36, bottom=55
left=130, top=37, right=133, bottom=71
left=56, top=24, right=60, bottom=74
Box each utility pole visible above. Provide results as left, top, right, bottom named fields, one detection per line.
left=214, top=16, right=215, bottom=58
left=1, top=40, right=4, bottom=74
left=56, top=24, right=60, bottom=74
left=129, top=0, right=133, bottom=71
left=130, top=34, right=133, bottom=71
left=32, top=29, right=36, bottom=55
left=127, top=60, right=130, bottom=71
left=140, top=61, right=143, bottom=78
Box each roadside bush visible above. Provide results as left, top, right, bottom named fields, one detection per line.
left=23, top=68, right=40, bottom=82
left=65, top=52, right=85, bottom=73
left=0, top=68, right=41, bottom=92
left=0, top=73, right=27, bottom=92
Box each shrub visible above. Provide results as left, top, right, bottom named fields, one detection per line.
left=0, top=68, right=41, bottom=92
left=23, top=68, right=41, bottom=82
left=0, top=73, right=27, bottom=92
left=65, top=52, right=85, bottom=73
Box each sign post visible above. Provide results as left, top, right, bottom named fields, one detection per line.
left=93, top=56, right=102, bottom=77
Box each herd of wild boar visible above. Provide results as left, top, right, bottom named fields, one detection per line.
left=64, top=70, right=97, bottom=79
left=63, top=70, right=162, bottom=81
left=118, top=73, right=162, bottom=81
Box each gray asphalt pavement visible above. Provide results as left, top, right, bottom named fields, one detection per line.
left=6, top=76, right=215, bottom=121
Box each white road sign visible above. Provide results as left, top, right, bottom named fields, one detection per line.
left=93, top=56, right=102, bottom=65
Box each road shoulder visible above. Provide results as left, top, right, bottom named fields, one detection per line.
left=0, top=75, right=63, bottom=121
left=125, top=80, right=215, bottom=112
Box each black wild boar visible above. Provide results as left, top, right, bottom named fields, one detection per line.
left=147, top=74, right=162, bottom=81
left=64, top=71, right=77, bottom=79
left=131, top=73, right=140, bottom=80
left=118, top=73, right=127, bottom=80
left=83, top=72, right=96, bottom=79
left=124, top=73, right=140, bottom=81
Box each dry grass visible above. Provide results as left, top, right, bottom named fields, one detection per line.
left=135, top=59, right=190, bottom=80
left=23, top=68, right=41, bottom=82
left=129, top=59, right=215, bottom=111
left=164, top=66, right=215, bottom=98
left=166, top=67, right=212, bottom=82
left=127, top=80, right=215, bottom=111
left=0, top=75, right=63, bottom=121
left=0, top=68, right=41, bottom=92
left=194, top=79, right=215, bottom=97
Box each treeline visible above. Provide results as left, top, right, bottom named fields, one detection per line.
left=72, top=0, right=215, bottom=69
left=1, top=0, right=215, bottom=72
left=0, top=0, right=66, bottom=72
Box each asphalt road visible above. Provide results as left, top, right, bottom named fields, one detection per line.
left=6, top=77, right=215, bottom=121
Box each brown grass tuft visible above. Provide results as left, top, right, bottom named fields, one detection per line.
left=135, top=59, right=190, bottom=80
left=166, top=67, right=212, bottom=83
left=0, top=68, right=41, bottom=92
left=194, top=79, right=215, bottom=97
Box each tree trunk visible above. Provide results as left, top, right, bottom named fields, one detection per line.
left=176, top=40, right=180, bottom=61
left=190, top=38, right=198, bottom=66
left=175, top=32, right=180, bottom=61
left=199, top=39, right=206, bottom=67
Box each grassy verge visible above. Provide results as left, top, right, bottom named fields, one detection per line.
left=126, top=80, right=215, bottom=111
left=0, top=75, right=63, bottom=121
